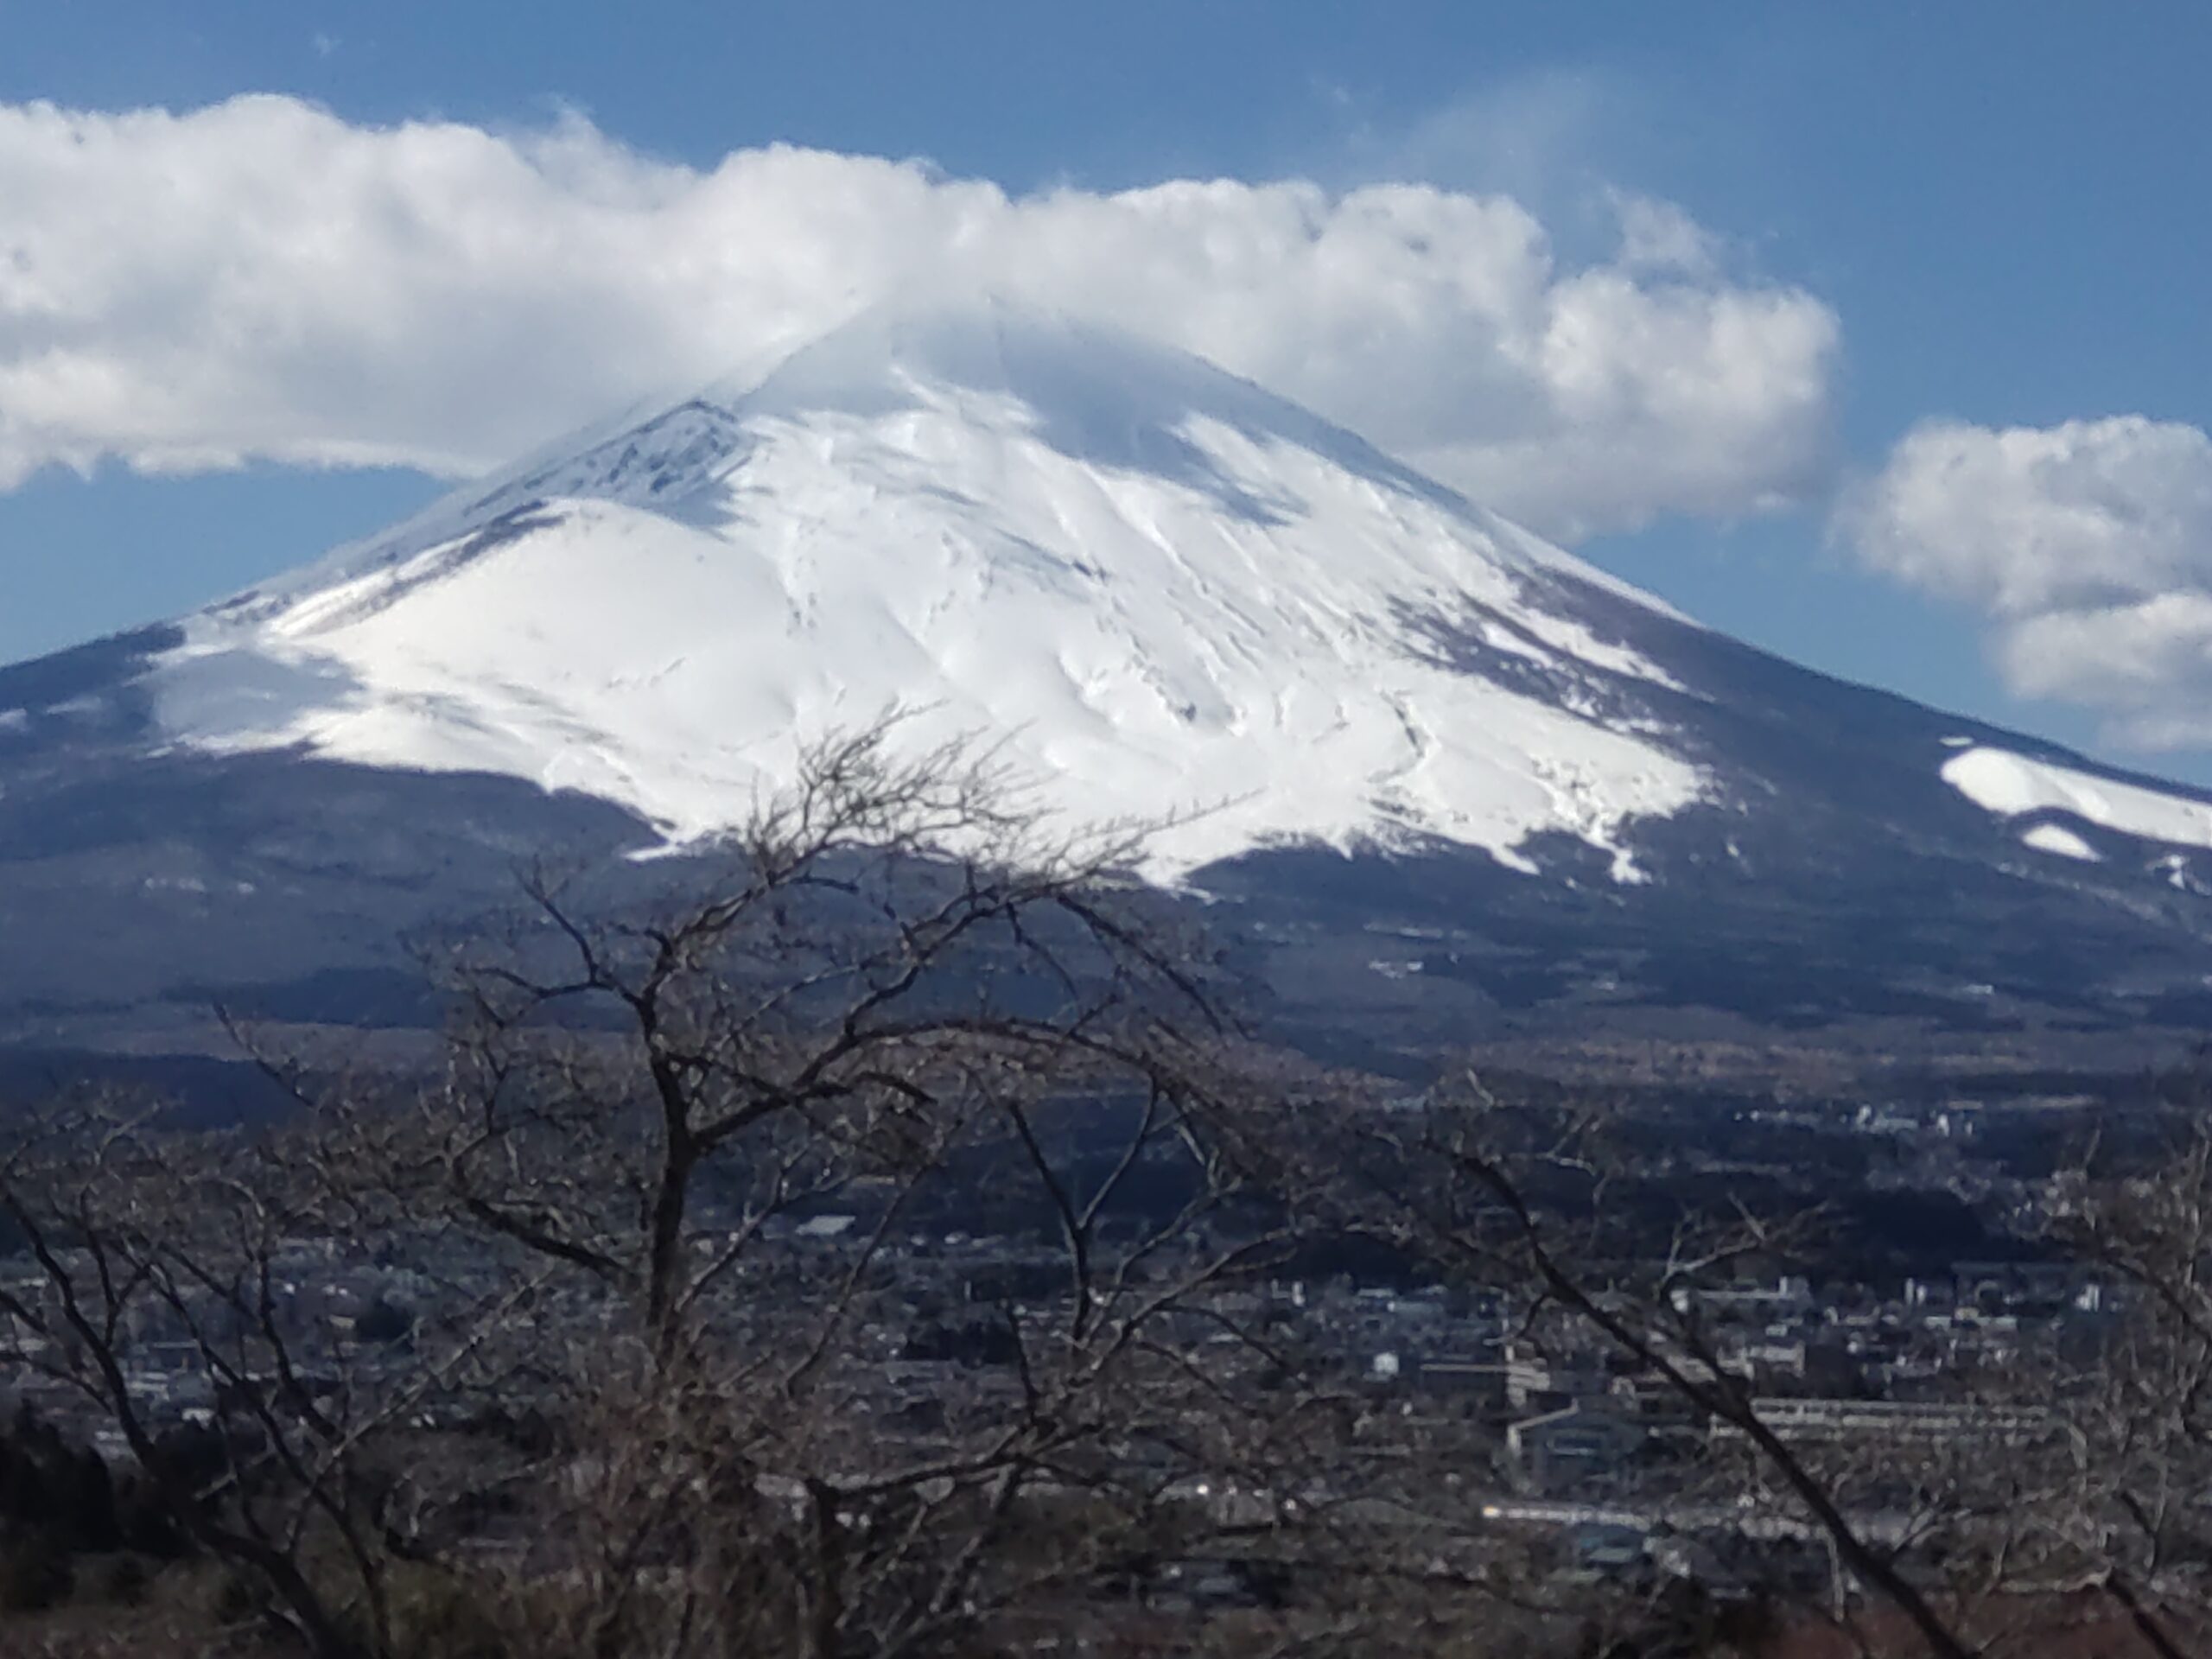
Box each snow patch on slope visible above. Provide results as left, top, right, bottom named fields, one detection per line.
left=2021, top=823, right=2099, bottom=862
left=1944, top=747, right=2212, bottom=853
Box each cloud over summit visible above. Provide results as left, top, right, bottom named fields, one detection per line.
left=0, top=94, right=1837, bottom=542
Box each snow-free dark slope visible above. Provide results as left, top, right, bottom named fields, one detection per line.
left=6, top=298, right=2212, bottom=1064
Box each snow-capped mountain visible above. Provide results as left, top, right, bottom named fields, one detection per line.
left=156, top=302, right=1708, bottom=880
left=8, top=296, right=2212, bottom=1063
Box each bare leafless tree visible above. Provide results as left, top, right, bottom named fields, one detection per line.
left=1229, top=1069, right=1999, bottom=1659
left=0, top=725, right=1351, bottom=1659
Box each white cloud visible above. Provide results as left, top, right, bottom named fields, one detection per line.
left=1611, top=194, right=1721, bottom=277
left=0, top=94, right=1839, bottom=541
left=1843, top=416, right=2212, bottom=747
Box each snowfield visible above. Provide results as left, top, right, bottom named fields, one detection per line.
left=2021, top=822, right=2100, bottom=862
left=149, top=302, right=1710, bottom=878
left=1944, top=746, right=2212, bottom=854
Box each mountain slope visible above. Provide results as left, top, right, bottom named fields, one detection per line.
left=7, top=297, right=2212, bottom=1063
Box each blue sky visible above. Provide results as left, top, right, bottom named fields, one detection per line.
left=5, top=3, right=2211, bottom=777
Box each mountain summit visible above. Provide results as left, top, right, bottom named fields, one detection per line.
left=9, top=297, right=2212, bottom=1054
